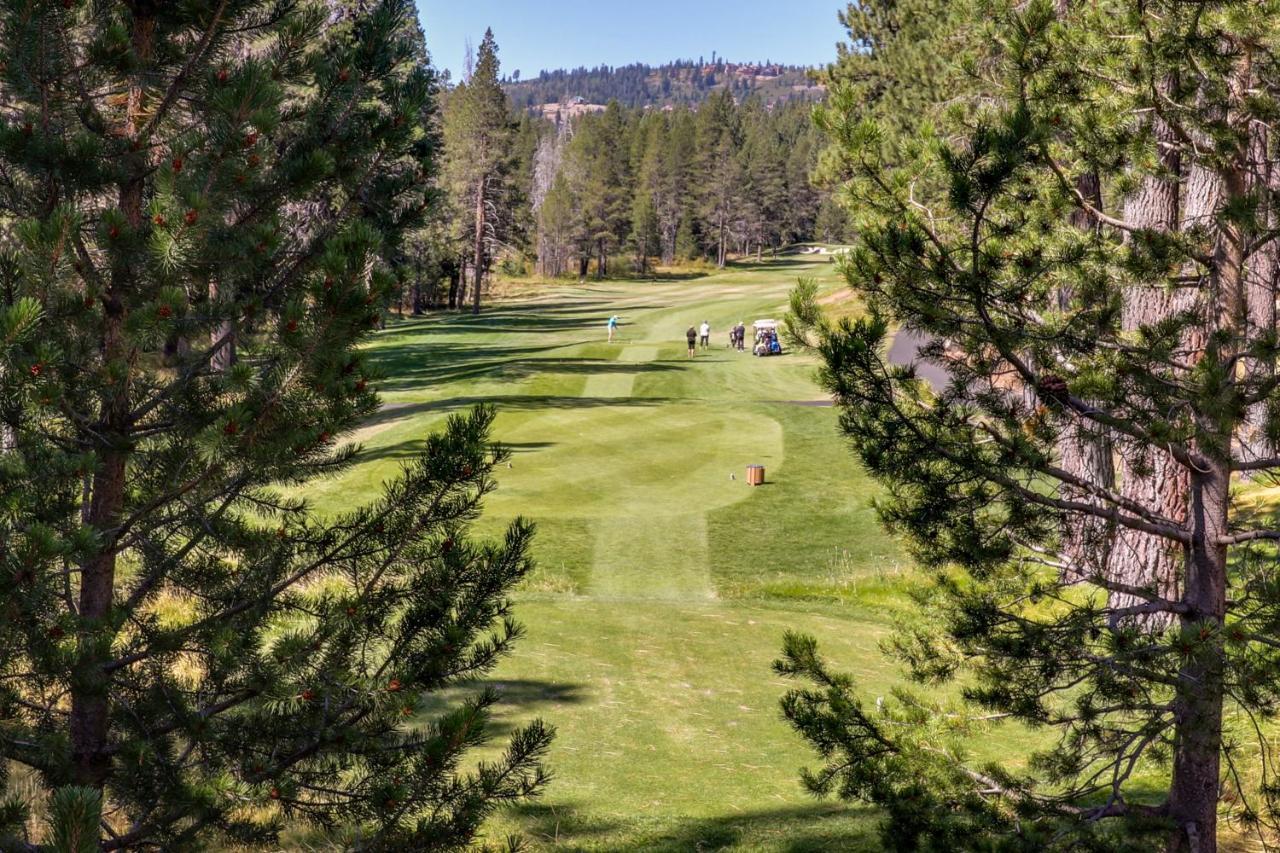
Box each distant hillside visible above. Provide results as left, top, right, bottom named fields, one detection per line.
left=503, top=59, right=826, bottom=112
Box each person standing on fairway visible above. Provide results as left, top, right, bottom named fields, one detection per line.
left=699, top=320, right=711, bottom=349
left=607, top=314, right=619, bottom=342
left=686, top=325, right=698, bottom=357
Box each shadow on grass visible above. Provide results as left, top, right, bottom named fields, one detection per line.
left=504, top=441, right=557, bottom=454
left=567, top=269, right=714, bottom=284
left=352, top=395, right=673, bottom=462
left=370, top=346, right=686, bottom=391
left=726, top=256, right=832, bottom=275
left=502, top=802, right=880, bottom=852
left=384, top=301, right=679, bottom=337
left=360, top=394, right=677, bottom=428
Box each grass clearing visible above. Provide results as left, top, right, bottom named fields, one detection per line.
left=296, top=256, right=925, bottom=850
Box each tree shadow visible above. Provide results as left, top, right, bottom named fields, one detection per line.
left=503, top=441, right=557, bottom=454
left=501, top=802, right=880, bottom=852
left=348, top=395, right=674, bottom=463
left=386, top=301, right=678, bottom=337
left=372, top=354, right=684, bottom=393
left=361, top=394, right=676, bottom=429
left=727, top=256, right=832, bottom=274
left=414, top=678, right=590, bottom=742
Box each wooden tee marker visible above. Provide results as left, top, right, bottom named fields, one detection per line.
left=746, top=465, right=765, bottom=486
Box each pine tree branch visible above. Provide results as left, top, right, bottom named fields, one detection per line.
left=858, top=148, right=1206, bottom=471
left=136, top=1, right=231, bottom=145
left=978, top=422, right=1188, bottom=534
left=850, top=347, right=1193, bottom=543
left=1217, top=529, right=1280, bottom=545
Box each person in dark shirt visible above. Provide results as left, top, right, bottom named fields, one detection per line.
left=686, top=326, right=697, bottom=357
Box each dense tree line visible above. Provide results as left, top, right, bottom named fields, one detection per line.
left=414, top=35, right=843, bottom=314
left=782, top=1, right=1280, bottom=851
left=504, top=59, right=822, bottom=110
left=531, top=91, right=836, bottom=278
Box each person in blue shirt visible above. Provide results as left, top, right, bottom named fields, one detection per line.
left=607, top=315, right=619, bottom=343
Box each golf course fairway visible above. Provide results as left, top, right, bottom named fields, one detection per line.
left=296, top=256, right=919, bottom=851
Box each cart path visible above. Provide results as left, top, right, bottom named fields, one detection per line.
left=581, top=344, right=659, bottom=401
left=588, top=512, right=715, bottom=601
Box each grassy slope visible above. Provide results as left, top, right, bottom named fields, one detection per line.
left=295, top=257, right=928, bottom=850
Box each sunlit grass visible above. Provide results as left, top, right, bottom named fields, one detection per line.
left=285, top=255, right=947, bottom=850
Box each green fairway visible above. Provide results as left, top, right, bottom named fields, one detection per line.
left=298, top=256, right=916, bottom=850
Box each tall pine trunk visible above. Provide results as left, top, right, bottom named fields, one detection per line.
left=1167, top=149, right=1244, bottom=847
left=472, top=175, right=485, bottom=315
left=1167, top=460, right=1228, bottom=851
left=1056, top=81, right=1116, bottom=579
left=1242, top=124, right=1278, bottom=467
left=72, top=8, right=156, bottom=790
left=1109, top=78, right=1186, bottom=625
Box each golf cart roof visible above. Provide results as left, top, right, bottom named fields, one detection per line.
left=753, top=319, right=779, bottom=329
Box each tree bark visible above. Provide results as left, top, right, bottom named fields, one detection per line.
left=457, top=257, right=467, bottom=311
left=1109, top=79, right=1186, bottom=625
left=1166, top=460, right=1229, bottom=852
left=72, top=290, right=130, bottom=789
left=1059, top=167, right=1117, bottom=581
left=472, top=175, right=485, bottom=315
left=209, top=277, right=236, bottom=371
left=1241, top=124, right=1278, bottom=468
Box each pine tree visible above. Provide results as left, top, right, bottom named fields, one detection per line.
left=739, top=98, right=788, bottom=260
left=629, top=114, right=665, bottom=273
left=822, top=0, right=973, bottom=152
left=0, top=2, right=549, bottom=848
left=440, top=28, right=515, bottom=314
left=662, top=110, right=699, bottom=264
left=784, top=1, right=1280, bottom=850
left=532, top=119, right=574, bottom=278
left=536, top=173, right=577, bottom=279
left=695, top=90, right=744, bottom=268
left=568, top=102, right=631, bottom=278
left=782, top=115, right=822, bottom=246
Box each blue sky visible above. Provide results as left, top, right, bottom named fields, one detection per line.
left=413, top=0, right=848, bottom=81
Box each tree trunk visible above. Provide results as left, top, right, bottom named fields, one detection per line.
left=1109, top=78, right=1186, bottom=625
left=1165, top=143, right=1250, bottom=852
left=472, top=175, right=485, bottom=316
left=72, top=8, right=155, bottom=794
left=210, top=277, right=236, bottom=372
left=1166, top=455, right=1229, bottom=851
left=1049, top=1, right=1111, bottom=571
left=1241, top=124, right=1278, bottom=468
left=1059, top=165, right=1117, bottom=582
left=73, top=288, right=131, bottom=789
left=411, top=282, right=423, bottom=316
left=162, top=332, right=190, bottom=366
